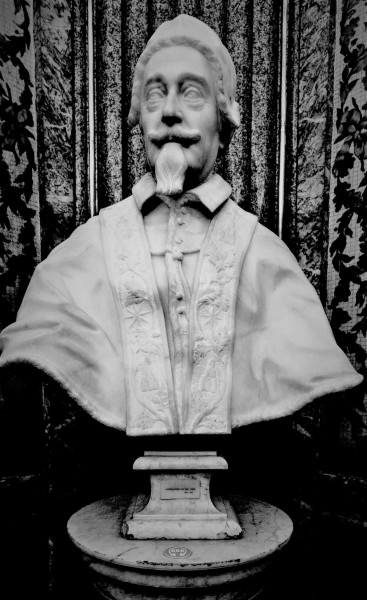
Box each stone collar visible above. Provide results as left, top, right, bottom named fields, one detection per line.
left=132, top=172, right=232, bottom=213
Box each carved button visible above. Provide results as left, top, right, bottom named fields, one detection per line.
left=177, top=306, right=185, bottom=315
left=176, top=292, right=184, bottom=300
left=177, top=218, right=184, bottom=225
left=152, top=330, right=160, bottom=338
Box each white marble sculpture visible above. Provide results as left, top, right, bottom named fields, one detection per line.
left=0, top=13, right=363, bottom=544
left=0, top=15, right=362, bottom=436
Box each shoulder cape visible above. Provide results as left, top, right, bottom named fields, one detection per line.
left=0, top=199, right=362, bottom=433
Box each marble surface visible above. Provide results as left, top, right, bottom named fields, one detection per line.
left=68, top=494, right=293, bottom=598
left=134, top=452, right=227, bottom=471
left=68, top=494, right=293, bottom=568
left=123, top=452, right=241, bottom=540
left=124, top=492, right=242, bottom=540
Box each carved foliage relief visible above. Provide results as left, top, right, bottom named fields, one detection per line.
left=102, top=199, right=249, bottom=436
left=188, top=209, right=239, bottom=434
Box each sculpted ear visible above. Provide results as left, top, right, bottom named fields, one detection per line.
left=218, top=121, right=236, bottom=152
left=218, top=101, right=240, bottom=152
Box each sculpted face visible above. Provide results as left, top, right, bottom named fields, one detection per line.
left=140, top=46, right=223, bottom=191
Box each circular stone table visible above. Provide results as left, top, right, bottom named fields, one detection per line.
left=67, top=495, right=293, bottom=600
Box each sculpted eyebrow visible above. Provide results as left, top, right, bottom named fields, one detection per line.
left=179, top=73, right=210, bottom=91
left=144, top=76, right=165, bottom=89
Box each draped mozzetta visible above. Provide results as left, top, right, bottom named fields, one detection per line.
left=0, top=185, right=361, bottom=434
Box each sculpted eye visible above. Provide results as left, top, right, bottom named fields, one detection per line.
left=183, top=86, right=202, bottom=100
left=146, top=88, right=165, bottom=102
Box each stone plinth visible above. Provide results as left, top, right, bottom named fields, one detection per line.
left=122, top=451, right=241, bottom=539
left=67, top=494, right=293, bottom=600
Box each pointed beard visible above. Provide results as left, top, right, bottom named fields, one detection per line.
left=155, top=142, right=188, bottom=195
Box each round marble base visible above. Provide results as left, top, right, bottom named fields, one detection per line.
left=67, top=495, right=293, bottom=600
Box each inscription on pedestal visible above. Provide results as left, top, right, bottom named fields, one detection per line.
left=161, top=476, right=200, bottom=500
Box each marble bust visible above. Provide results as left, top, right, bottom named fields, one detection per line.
left=0, top=15, right=362, bottom=436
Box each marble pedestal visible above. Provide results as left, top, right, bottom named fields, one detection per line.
left=122, top=451, right=242, bottom=539
left=67, top=494, right=293, bottom=600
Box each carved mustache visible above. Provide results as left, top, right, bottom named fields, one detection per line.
left=148, top=129, right=201, bottom=148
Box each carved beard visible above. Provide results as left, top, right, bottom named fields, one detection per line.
left=155, top=142, right=188, bottom=195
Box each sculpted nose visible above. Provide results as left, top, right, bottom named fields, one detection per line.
left=161, top=91, right=182, bottom=126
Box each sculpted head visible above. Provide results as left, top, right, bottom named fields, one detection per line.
left=128, top=15, right=240, bottom=194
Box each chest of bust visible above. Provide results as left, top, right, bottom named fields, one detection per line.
left=100, top=195, right=253, bottom=435
left=144, top=201, right=210, bottom=295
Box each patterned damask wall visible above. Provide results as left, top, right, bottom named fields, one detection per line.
left=34, top=0, right=74, bottom=257
left=327, top=0, right=367, bottom=431
left=1, top=0, right=89, bottom=331
left=281, top=0, right=367, bottom=472
left=283, top=0, right=334, bottom=302
left=0, top=0, right=40, bottom=330
left=296, top=0, right=334, bottom=298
